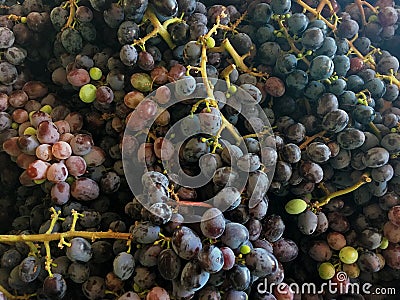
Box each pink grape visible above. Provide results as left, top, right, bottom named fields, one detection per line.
left=71, top=177, right=100, bottom=201
left=59, top=133, right=74, bottom=143
left=36, top=144, right=53, bottom=161
left=19, top=170, right=35, bottom=186
left=26, top=159, right=50, bottom=180
left=83, top=146, right=106, bottom=167
left=51, top=181, right=70, bottom=205
left=136, top=99, right=158, bottom=121
left=3, top=137, right=22, bottom=157
left=52, top=141, right=72, bottom=160
left=36, top=121, right=60, bottom=144
left=12, top=109, right=29, bottom=123
left=67, top=68, right=90, bottom=87
left=220, top=247, right=235, bottom=270
left=16, top=153, right=36, bottom=169
left=154, top=86, right=171, bottom=105
left=153, top=137, right=174, bottom=160
left=70, top=134, right=93, bottom=156
left=17, top=135, right=40, bottom=155
left=30, top=111, right=52, bottom=128
left=54, top=120, right=71, bottom=134
left=65, top=156, right=87, bottom=177
left=64, top=112, right=83, bottom=133
left=47, top=162, right=68, bottom=183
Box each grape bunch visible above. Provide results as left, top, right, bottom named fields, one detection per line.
left=0, top=0, right=400, bottom=299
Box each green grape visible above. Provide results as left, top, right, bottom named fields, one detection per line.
left=318, top=262, right=335, bottom=280
left=130, top=73, right=153, bottom=92
left=79, top=84, right=97, bottom=103
left=206, top=37, right=216, bottom=48
left=379, top=237, right=389, bottom=250
left=89, top=67, right=102, bottom=80
left=285, top=199, right=308, bottom=214
left=339, top=246, right=358, bottom=264
left=240, top=245, right=251, bottom=255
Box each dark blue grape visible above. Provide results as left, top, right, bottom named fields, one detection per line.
left=180, top=260, right=209, bottom=291
left=271, top=0, right=291, bottom=14
left=285, top=69, right=308, bottom=92
left=245, top=247, right=278, bottom=277
left=301, top=27, right=324, bottom=50
left=198, top=245, right=224, bottom=273
left=158, top=248, right=181, bottom=280
left=304, top=81, right=326, bottom=101
left=172, top=226, right=202, bottom=260
left=287, top=13, right=309, bottom=35
left=352, top=105, right=375, bottom=125
left=66, top=237, right=92, bottom=263
left=275, top=53, right=297, bottom=75
left=258, top=42, right=280, bottom=66
left=221, top=222, right=249, bottom=249
left=364, top=78, right=386, bottom=99
left=346, top=75, right=364, bottom=92
left=228, top=265, right=251, bottom=291
left=328, top=78, right=347, bottom=95
left=333, top=55, right=350, bottom=76
left=113, top=252, right=135, bottom=280
left=310, top=55, right=334, bottom=80
left=315, top=37, right=337, bottom=57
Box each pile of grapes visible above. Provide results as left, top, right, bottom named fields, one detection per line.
left=1, top=0, right=400, bottom=299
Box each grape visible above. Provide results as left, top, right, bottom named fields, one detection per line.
left=298, top=210, right=318, bottom=235
left=221, top=222, right=249, bottom=250
left=113, top=252, right=135, bottom=280
left=171, top=226, right=202, bottom=260
left=287, top=13, right=309, bottom=34
left=198, top=244, right=224, bottom=273
left=322, top=109, right=349, bottom=133
left=318, top=262, right=336, bottom=280
left=43, top=274, right=67, bottom=299
left=82, top=276, right=106, bottom=300
left=245, top=247, right=278, bottom=277
left=47, top=162, right=68, bottom=183
left=339, top=246, right=359, bottom=264
left=0, top=27, right=15, bottom=48
left=357, top=251, right=382, bottom=272
left=51, top=182, right=70, bottom=205
left=175, top=75, right=196, bottom=98
left=327, top=232, right=347, bottom=250
left=337, top=128, right=365, bottom=150
left=79, top=84, right=97, bottom=103
left=237, top=153, right=261, bottom=172
left=180, top=260, right=209, bottom=291
left=199, top=107, right=222, bottom=136
left=302, top=28, right=324, bottom=50
left=157, top=248, right=181, bottom=280
left=66, top=237, right=93, bottom=263
left=65, top=156, right=87, bottom=177
left=68, top=262, right=90, bottom=283
left=258, top=42, right=281, bottom=66
left=362, top=147, right=390, bottom=168
left=26, top=160, right=49, bottom=180
left=271, top=0, right=291, bottom=14
left=200, top=208, right=225, bottom=239
left=306, top=142, right=331, bottom=163
left=119, top=291, right=141, bottom=300
left=262, top=215, right=285, bottom=242
left=308, top=240, right=332, bottom=262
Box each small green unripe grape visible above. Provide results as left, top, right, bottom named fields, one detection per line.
left=285, top=13, right=291, bottom=19
left=339, top=246, right=358, bottom=264
left=89, top=67, right=102, bottom=80
left=380, top=237, right=389, bottom=250
left=34, top=179, right=46, bottom=185
left=318, top=262, right=336, bottom=280
left=240, top=245, right=251, bottom=255
left=28, top=111, right=36, bottom=122
left=20, top=17, right=27, bottom=23
left=205, top=37, right=216, bottom=48
left=130, top=73, right=153, bottom=92
left=40, top=104, right=52, bottom=114
left=228, top=85, right=237, bottom=94
left=66, top=176, right=75, bottom=185
left=285, top=199, right=308, bottom=215
left=79, top=84, right=97, bottom=103
left=11, top=122, right=19, bottom=129
left=368, top=15, right=378, bottom=23
left=23, top=127, right=37, bottom=136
